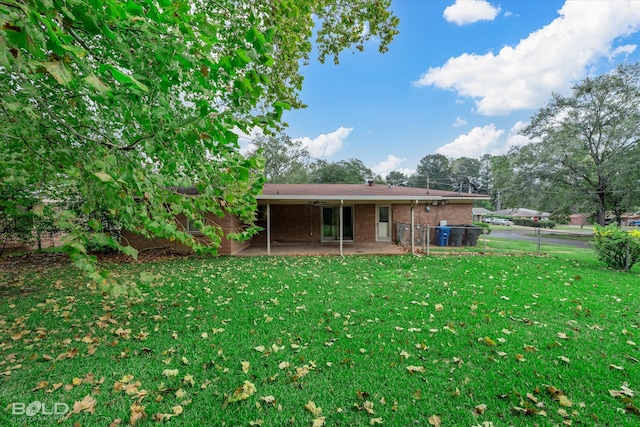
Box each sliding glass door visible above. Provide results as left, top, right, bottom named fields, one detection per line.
left=322, top=206, right=353, bottom=241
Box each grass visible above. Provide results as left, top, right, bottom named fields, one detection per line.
left=0, top=248, right=639, bottom=426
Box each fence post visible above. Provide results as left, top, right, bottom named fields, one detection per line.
left=625, top=242, right=630, bottom=272
left=426, top=225, right=430, bottom=256
left=482, top=228, right=486, bottom=252
left=537, top=227, right=541, bottom=255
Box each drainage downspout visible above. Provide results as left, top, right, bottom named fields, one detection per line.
left=266, top=203, right=271, bottom=256
left=340, top=199, right=344, bottom=257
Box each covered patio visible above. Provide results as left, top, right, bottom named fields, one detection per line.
left=235, top=241, right=408, bottom=256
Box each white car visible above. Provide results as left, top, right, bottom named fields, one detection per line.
left=483, top=217, right=513, bottom=226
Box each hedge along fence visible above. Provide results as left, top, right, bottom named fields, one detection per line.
left=593, top=225, right=640, bottom=272
left=512, top=218, right=556, bottom=228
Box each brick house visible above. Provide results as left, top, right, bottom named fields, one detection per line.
left=122, top=183, right=489, bottom=255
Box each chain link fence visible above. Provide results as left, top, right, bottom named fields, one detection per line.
left=395, top=222, right=593, bottom=255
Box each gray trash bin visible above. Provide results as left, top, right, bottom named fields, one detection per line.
left=448, top=225, right=464, bottom=246
left=463, top=225, right=483, bottom=246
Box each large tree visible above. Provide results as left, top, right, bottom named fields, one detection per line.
left=309, top=159, right=373, bottom=184
left=0, top=1, right=399, bottom=280
left=521, top=63, right=640, bottom=225
left=246, top=133, right=310, bottom=183
left=415, top=154, right=453, bottom=191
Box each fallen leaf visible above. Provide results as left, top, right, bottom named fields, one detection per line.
left=483, top=336, right=497, bottom=347
left=559, top=356, right=571, bottom=364
left=406, top=365, right=426, bottom=373
left=73, top=395, right=97, bottom=414
left=260, top=395, right=276, bottom=405
left=183, top=374, right=195, bottom=386
left=32, top=381, right=48, bottom=391
left=474, top=403, right=487, bottom=415
left=241, top=361, right=250, bottom=373
left=278, top=361, right=290, bottom=370
left=428, top=414, right=441, bottom=426
left=228, top=381, right=256, bottom=403
left=304, top=400, right=322, bottom=417
left=558, top=395, right=572, bottom=407
left=130, top=403, right=146, bottom=426
left=312, top=416, right=326, bottom=427
left=370, top=417, right=383, bottom=425
left=162, top=369, right=179, bottom=378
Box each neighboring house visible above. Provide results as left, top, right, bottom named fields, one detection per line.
left=122, top=182, right=490, bottom=255
left=494, top=208, right=550, bottom=220
left=472, top=207, right=494, bottom=223
left=569, top=213, right=589, bottom=227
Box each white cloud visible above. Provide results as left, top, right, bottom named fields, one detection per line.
left=416, top=1, right=640, bottom=115
left=371, top=155, right=415, bottom=177
left=505, top=121, right=531, bottom=149
left=436, top=124, right=505, bottom=158
left=296, top=126, right=353, bottom=158
left=453, top=116, right=468, bottom=127
left=443, top=0, right=501, bottom=25
left=437, top=121, right=535, bottom=158
left=236, top=126, right=265, bottom=155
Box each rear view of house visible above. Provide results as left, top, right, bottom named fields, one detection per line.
left=122, top=183, right=489, bottom=255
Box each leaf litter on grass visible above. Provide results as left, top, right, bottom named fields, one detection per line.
left=0, top=253, right=638, bottom=426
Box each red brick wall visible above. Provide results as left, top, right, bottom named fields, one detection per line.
left=354, top=204, right=376, bottom=242
left=252, top=204, right=320, bottom=244
left=251, top=204, right=380, bottom=244
left=392, top=202, right=473, bottom=242
left=121, top=212, right=251, bottom=255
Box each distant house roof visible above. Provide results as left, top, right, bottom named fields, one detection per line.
left=472, top=208, right=494, bottom=215
left=258, top=183, right=490, bottom=203
left=494, top=208, right=550, bottom=217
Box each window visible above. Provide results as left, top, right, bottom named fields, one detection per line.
left=187, top=218, right=202, bottom=234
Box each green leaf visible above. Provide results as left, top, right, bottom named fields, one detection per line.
left=125, top=0, right=144, bottom=16
left=105, top=65, right=149, bottom=92
left=84, top=74, right=111, bottom=94
left=42, top=61, right=73, bottom=85
left=94, top=171, right=113, bottom=182
left=61, top=44, right=86, bottom=58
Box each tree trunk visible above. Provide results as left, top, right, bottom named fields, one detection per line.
left=596, top=191, right=607, bottom=226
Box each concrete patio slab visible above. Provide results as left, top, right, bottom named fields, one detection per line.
left=234, top=242, right=408, bottom=256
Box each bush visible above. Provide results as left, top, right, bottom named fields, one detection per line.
left=593, top=225, right=640, bottom=271
left=472, top=222, right=491, bottom=235
left=512, top=218, right=556, bottom=228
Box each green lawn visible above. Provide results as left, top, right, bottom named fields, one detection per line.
left=1, top=249, right=638, bottom=426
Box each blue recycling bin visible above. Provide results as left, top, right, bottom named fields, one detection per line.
left=436, top=226, right=451, bottom=246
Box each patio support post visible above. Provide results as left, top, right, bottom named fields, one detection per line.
left=411, top=200, right=416, bottom=255
left=339, top=199, right=344, bottom=257
left=266, top=203, right=271, bottom=256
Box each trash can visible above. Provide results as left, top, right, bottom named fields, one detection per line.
left=435, top=226, right=451, bottom=246
left=463, top=225, right=483, bottom=246
left=448, top=225, right=465, bottom=246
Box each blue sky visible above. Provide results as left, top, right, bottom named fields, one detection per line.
left=245, top=1, right=640, bottom=178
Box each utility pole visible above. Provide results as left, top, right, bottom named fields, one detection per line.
left=495, top=191, right=501, bottom=211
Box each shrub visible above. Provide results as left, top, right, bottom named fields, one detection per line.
left=512, top=218, right=556, bottom=228
left=472, top=221, right=491, bottom=235
left=592, top=225, right=640, bottom=271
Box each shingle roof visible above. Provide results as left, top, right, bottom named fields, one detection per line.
left=258, top=183, right=489, bottom=201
